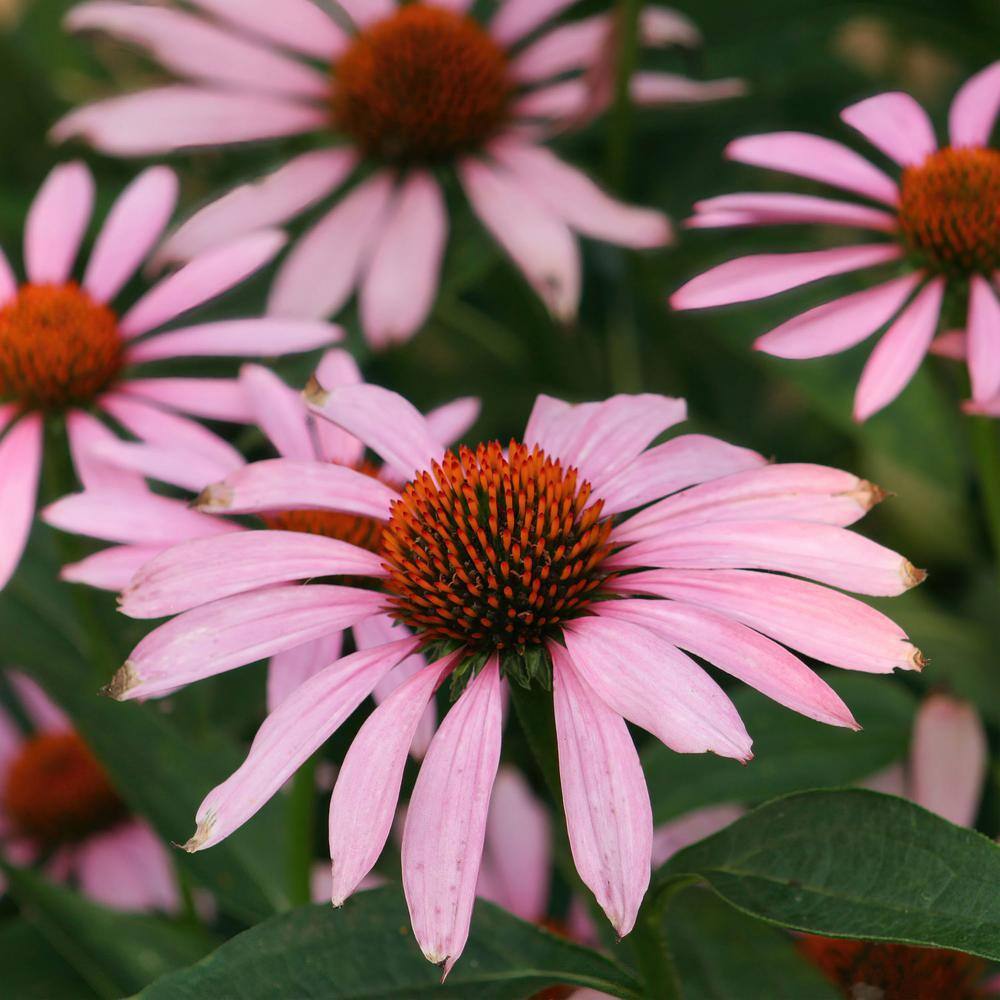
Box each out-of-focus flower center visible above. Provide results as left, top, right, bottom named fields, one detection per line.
left=898, top=147, right=1000, bottom=275
left=0, top=283, right=124, bottom=411
left=797, top=935, right=989, bottom=1000
left=381, top=441, right=613, bottom=653
left=331, top=4, right=511, bottom=164
left=3, top=731, right=127, bottom=845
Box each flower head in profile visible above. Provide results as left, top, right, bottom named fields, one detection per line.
left=113, top=384, right=924, bottom=973
left=57, top=1, right=740, bottom=346
left=672, top=61, right=1000, bottom=420
left=0, top=671, right=178, bottom=912
left=0, top=161, right=340, bottom=593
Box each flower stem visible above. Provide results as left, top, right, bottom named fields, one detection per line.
left=606, top=0, right=643, bottom=191
left=969, top=414, right=1000, bottom=577
left=287, top=755, right=317, bottom=908
left=629, top=879, right=693, bottom=998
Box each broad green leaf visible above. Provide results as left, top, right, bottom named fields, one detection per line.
left=641, top=675, right=914, bottom=824
left=0, top=919, right=97, bottom=1000
left=137, top=889, right=643, bottom=999
left=660, top=789, right=1000, bottom=960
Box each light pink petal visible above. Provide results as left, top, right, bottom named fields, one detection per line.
left=82, top=166, right=178, bottom=302
left=841, top=92, right=938, bottom=167
left=423, top=398, right=481, bottom=447
left=65, top=410, right=146, bottom=493
left=0, top=248, right=16, bottom=305
left=328, top=654, right=453, bottom=906
left=0, top=704, right=23, bottom=775
left=522, top=394, right=579, bottom=460
left=510, top=15, right=606, bottom=83
left=597, top=600, right=856, bottom=728
left=84, top=439, right=237, bottom=494
left=514, top=79, right=590, bottom=121
left=613, top=568, right=923, bottom=673
left=52, top=86, right=326, bottom=157
left=360, top=172, right=447, bottom=348
left=490, top=0, right=576, bottom=45
left=188, top=637, right=419, bottom=851
left=428, top=0, right=473, bottom=10
left=863, top=763, right=907, bottom=798
left=690, top=192, right=897, bottom=232
left=402, top=659, right=503, bottom=975
left=949, top=60, right=1000, bottom=148
left=854, top=277, right=945, bottom=421
left=967, top=275, right=1000, bottom=403
left=0, top=415, right=43, bottom=590
left=266, top=631, right=344, bottom=714
left=239, top=364, right=312, bottom=460
left=671, top=244, right=902, bottom=310
left=120, top=377, right=253, bottom=424
left=335, top=0, right=396, bottom=29
left=312, top=350, right=366, bottom=466
left=651, top=804, right=744, bottom=867
left=158, top=151, right=356, bottom=264
left=459, top=157, right=581, bottom=322
left=631, top=72, right=746, bottom=106
left=122, top=531, right=384, bottom=618
left=930, top=329, right=967, bottom=361
left=24, top=162, right=94, bottom=284
left=116, top=585, right=388, bottom=701
left=62, top=544, right=165, bottom=591
left=8, top=671, right=70, bottom=733
left=755, top=273, right=922, bottom=360
left=726, top=132, right=899, bottom=205
left=563, top=616, right=752, bottom=760
left=268, top=173, right=394, bottom=321
left=910, top=695, right=987, bottom=827
left=493, top=143, right=671, bottom=249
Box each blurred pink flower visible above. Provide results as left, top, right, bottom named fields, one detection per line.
left=57, top=1, right=739, bottom=346
left=672, top=61, right=1000, bottom=421
left=113, top=386, right=924, bottom=971
left=0, top=671, right=178, bottom=912
left=0, top=161, right=340, bottom=593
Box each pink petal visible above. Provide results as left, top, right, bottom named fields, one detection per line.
left=66, top=409, right=146, bottom=493
left=552, top=647, right=651, bottom=937
left=24, top=162, right=94, bottom=284
left=268, top=173, right=394, bottom=321
left=651, top=805, right=744, bottom=867
left=402, top=659, right=503, bottom=975
left=930, top=329, right=967, bottom=361
left=62, top=544, right=165, bottom=591
left=121, top=531, right=384, bottom=618
left=909, top=695, right=987, bottom=827
left=726, top=132, right=899, bottom=205
left=522, top=394, right=578, bottom=459
left=967, top=275, right=1000, bottom=403
left=311, top=350, right=366, bottom=466
left=949, top=60, right=1000, bottom=148
left=267, top=631, right=344, bottom=714
left=240, top=364, right=313, bottom=460
left=0, top=415, right=43, bottom=590
left=187, top=637, right=419, bottom=851
left=563, top=616, right=753, bottom=760
left=671, top=244, right=902, bottom=310
left=510, top=15, right=606, bottom=83
left=613, top=568, right=923, bottom=674
left=328, top=655, right=452, bottom=906
left=120, top=377, right=254, bottom=424
left=115, top=585, right=387, bottom=701
left=335, top=0, right=396, bottom=29
left=863, top=764, right=907, bottom=798
left=423, top=398, right=481, bottom=447
left=83, top=166, right=178, bottom=303
left=459, top=157, right=581, bottom=322
left=0, top=247, right=16, bottom=306
left=854, top=277, right=945, bottom=421
left=755, top=273, right=922, bottom=360
left=490, top=0, right=576, bottom=45
left=8, top=671, right=70, bottom=733
left=514, top=79, right=590, bottom=121
left=52, top=86, right=326, bottom=156
left=841, top=92, right=938, bottom=167
left=690, top=193, right=897, bottom=231
left=641, top=8, right=701, bottom=46
left=630, top=72, right=746, bottom=106
left=360, top=171, right=447, bottom=348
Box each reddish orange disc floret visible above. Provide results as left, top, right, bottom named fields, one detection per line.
left=331, top=4, right=511, bottom=163
left=0, top=283, right=124, bottom=411
left=381, top=440, right=613, bottom=650
left=3, top=731, right=127, bottom=846
left=898, top=147, right=1000, bottom=275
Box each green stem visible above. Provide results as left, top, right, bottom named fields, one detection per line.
left=629, top=878, right=693, bottom=999
left=287, top=756, right=317, bottom=908
left=605, top=0, right=643, bottom=192
left=969, top=415, right=1000, bottom=578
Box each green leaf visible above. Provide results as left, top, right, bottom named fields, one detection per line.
left=0, top=919, right=97, bottom=1000
left=137, top=888, right=643, bottom=999
left=660, top=789, right=1000, bottom=960
left=641, top=675, right=915, bottom=824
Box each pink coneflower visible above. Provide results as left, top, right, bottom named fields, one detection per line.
left=0, top=161, right=340, bottom=592
left=111, top=386, right=924, bottom=972
left=672, top=61, right=1000, bottom=420
left=56, top=2, right=741, bottom=347
left=0, top=671, right=177, bottom=912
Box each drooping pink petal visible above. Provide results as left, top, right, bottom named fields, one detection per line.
left=24, top=162, right=94, bottom=285
left=311, top=350, right=366, bottom=466
left=630, top=73, right=746, bottom=105
left=187, top=637, right=419, bottom=851
left=854, top=277, right=945, bottom=421
left=82, top=166, right=178, bottom=303
left=552, top=647, right=651, bottom=937
left=514, top=79, right=590, bottom=121
left=336, top=0, right=396, bottom=29
left=239, top=364, right=313, bottom=460
left=949, top=60, right=1000, bottom=148
left=0, top=415, right=43, bottom=590
left=726, top=132, right=899, bottom=205
left=120, top=377, right=254, bottom=424
left=423, top=398, right=481, bottom=447
left=114, top=585, right=388, bottom=701
left=690, top=192, right=897, bottom=232
left=66, top=409, right=146, bottom=493
left=671, top=244, right=902, bottom=310
left=966, top=275, right=1000, bottom=403
left=8, top=671, right=70, bottom=733
left=266, top=631, right=344, bottom=714
left=121, top=531, right=384, bottom=618
left=62, top=544, right=165, bottom=591
left=490, top=0, right=576, bottom=45
left=840, top=92, right=938, bottom=167
left=563, top=616, right=753, bottom=760
left=930, top=329, right=967, bottom=361
left=360, top=171, right=447, bottom=348
left=755, top=273, right=922, bottom=359
left=328, top=655, right=453, bottom=906
left=909, top=695, right=987, bottom=828
left=651, top=804, right=744, bottom=866
left=402, top=659, right=503, bottom=975
left=268, top=173, right=394, bottom=321
left=83, top=439, right=236, bottom=494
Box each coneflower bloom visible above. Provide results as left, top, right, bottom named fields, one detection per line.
left=0, top=671, right=177, bottom=912
left=0, top=161, right=340, bottom=592
left=111, top=386, right=924, bottom=972
left=672, top=61, right=1000, bottom=420
left=56, top=2, right=739, bottom=346
left=44, top=348, right=478, bottom=720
